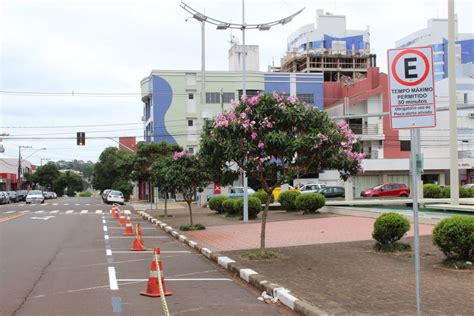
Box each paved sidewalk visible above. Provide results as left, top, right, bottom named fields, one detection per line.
left=184, top=216, right=434, bottom=251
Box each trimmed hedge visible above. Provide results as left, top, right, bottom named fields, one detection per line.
left=235, top=197, right=262, bottom=219
left=372, top=213, right=411, bottom=246
left=423, top=184, right=442, bottom=198
left=432, top=216, right=474, bottom=260
left=78, top=191, right=92, bottom=197
left=295, top=193, right=325, bottom=213
left=252, top=190, right=274, bottom=204
left=208, top=196, right=228, bottom=213
left=222, top=199, right=239, bottom=215
left=441, top=185, right=450, bottom=198
left=279, top=190, right=301, bottom=212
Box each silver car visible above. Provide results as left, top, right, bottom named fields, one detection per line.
left=26, top=190, right=45, bottom=204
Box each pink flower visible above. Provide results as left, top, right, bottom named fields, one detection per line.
left=240, top=112, right=247, bottom=119
left=249, top=95, right=260, bottom=106
left=251, top=132, right=257, bottom=140
left=250, top=120, right=256, bottom=126
left=173, top=150, right=189, bottom=160
left=257, top=141, right=265, bottom=149
left=287, top=95, right=297, bottom=104
left=228, top=112, right=236, bottom=121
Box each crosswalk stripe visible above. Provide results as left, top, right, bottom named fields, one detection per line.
left=80, top=210, right=88, bottom=214
left=64, top=203, right=69, bottom=206
left=66, top=210, right=74, bottom=214
left=86, top=204, right=90, bottom=206
left=34, top=211, right=45, bottom=214
left=95, top=210, right=103, bottom=214
left=53, top=203, right=58, bottom=206
left=21, top=210, right=30, bottom=213
left=50, top=210, right=59, bottom=214
left=5, top=211, right=16, bottom=214
left=75, top=204, right=80, bottom=206
left=43, top=203, right=49, bottom=206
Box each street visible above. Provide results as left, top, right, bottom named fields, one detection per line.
left=0, top=197, right=292, bottom=315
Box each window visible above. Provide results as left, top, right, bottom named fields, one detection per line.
left=187, top=119, right=194, bottom=127
left=222, top=93, right=235, bottom=103
left=297, top=93, right=314, bottom=105
left=187, top=147, right=195, bottom=154
left=206, top=92, right=220, bottom=104
left=238, top=89, right=260, bottom=98
left=188, top=93, right=194, bottom=100
left=400, top=141, right=411, bottom=151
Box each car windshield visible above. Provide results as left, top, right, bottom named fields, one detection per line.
left=29, top=190, right=42, bottom=195
left=371, top=185, right=384, bottom=190
left=110, top=191, right=122, bottom=196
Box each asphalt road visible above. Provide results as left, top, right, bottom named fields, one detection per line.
left=0, top=197, right=293, bottom=315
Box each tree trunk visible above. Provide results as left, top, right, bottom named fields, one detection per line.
left=260, top=192, right=272, bottom=252
left=187, top=201, right=194, bottom=226
left=164, top=192, right=168, bottom=217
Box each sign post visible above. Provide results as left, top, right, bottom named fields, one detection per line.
left=388, top=46, right=436, bottom=316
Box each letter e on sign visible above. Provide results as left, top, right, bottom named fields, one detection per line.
left=387, top=47, right=436, bottom=129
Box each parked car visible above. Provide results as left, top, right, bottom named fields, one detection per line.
left=7, top=191, right=18, bottom=202
left=105, top=190, right=124, bottom=205
left=26, top=190, right=45, bottom=204
left=16, top=190, right=28, bottom=201
left=0, top=191, right=10, bottom=204
left=229, top=187, right=256, bottom=199
left=52, top=192, right=58, bottom=199
left=463, top=183, right=474, bottom=188
left=360, top=183, right=410, bottom=198
left=298, top=184, right=327, bottom=194
left=102, top=189, right=112, bottom=202
left=319, top=186, right=345, bottom=198
left=45, top=192, right=55, bottom=199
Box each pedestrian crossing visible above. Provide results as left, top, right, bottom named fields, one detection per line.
left=1, top=210, right=108, bottom=215
left=12, top=203, right=112, bottom=207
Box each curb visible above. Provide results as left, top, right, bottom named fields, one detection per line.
left=136, top=210, right=327, bottom=316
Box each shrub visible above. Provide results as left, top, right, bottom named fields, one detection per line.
left=279, top=190, right=301, bottom=212
left=295, top=193, right=326, bottom=213
left=222, top=199, right=238, bottom=215
left=432, top=216, right=474, bottom=260
left=208, top=196, right=228, bottom=213
left=372, top=213, right=411, bottom=247
left=252, top=190, right=274, bottom=204
left=78, top=191, right=92, bottom=197
left=235, top=197, right=262, bottom=219
left=180, top=223, right=206, bottom=231
left=441, top=186, right=450, bottom=198
left=423, top=184, right=442, bottom=198
left=469, top=187, right=474, bottom=198
left=459, top=187, right=471, bottom=198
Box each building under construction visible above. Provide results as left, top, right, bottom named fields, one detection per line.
left=270, top=9, right=377, bottom=82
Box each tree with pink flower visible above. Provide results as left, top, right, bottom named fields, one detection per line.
left=200, top=92, right=364, bottom=252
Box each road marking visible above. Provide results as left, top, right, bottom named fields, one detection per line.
left=0, top=213, right=27, bottom=223
left=80, top=210, right=88, bottom=214
left=106, top=249, right=112, bottom=256
left=5, top=211, right=15, bottom=214
left=102, top=219, right=106, bottom=224
left=108, top=236, right=168, bottom=239
left=86, top=203, right=91, bottom=206
left=117, top=278, right=231, bottom=282
left=107, top=227, right=155, bottom=230
left=104, top=235, right=109, bottom=240
left=108, top=267, right=119, bottom=290
left=43, top=203, right=49, bottom=206
left=53, top=203, right=58, bottom=206
left=96, top=210, right=103, bottom=214
left=64, top=203, right=69, bottom=205
left=20, top=210, right=30, bottom=213
left=110, top=250, right=191, bottom=254
left=75, top=204, right=80, bottom=206
left=103, top=225, right=108, bottom=232
left=111, top=297, right=123, bottom=314
left=30, top=216, right=55, bottom=221
left=66, top=210, right=74, bottom=214
left=50, top=210, right=59, bottom=214
left=34, top=210, right=45, bottom=214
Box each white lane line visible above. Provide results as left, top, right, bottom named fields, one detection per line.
left=75, top=204, right=80, bottom=206
left=50, top=210, right=59, bottom=214
left=108, top=267, right=119, bottom=290
left=111, top=250, right=191, bottom=254
left=53, top=203, right=58, bottom=206
left=21, top=210, right=30, bottom=213
left=43, top=203, right=49, bottom=206
left=106, top=249, right=112, bottom=256
left=103, top=225, right=108, bottom=232
left=108, top=236, right=168, bottom=239
left=5, top=211, right=15, bottom=214
left=86, top=203, right=90, bottom=206
left=80, top=210, right=88, bottom=214
left=104, top=234, right=110, bottom=240
left=95, top=210, right=103, bottom=214
left=66, top=210, right=74, bottom=214
left=107, top=227, right=155, bottom=230
left=64, top=203, right=69, bottom=206
left=117, top=278, right=231, bottom=282
left=102, top=219, right=106, bottom=224
left=34, top=211, right=45, bottom=214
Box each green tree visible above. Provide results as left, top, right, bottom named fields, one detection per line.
left=92, top=147, right=134, bottom=192
left=54, top=172, right=84, bottom=196
left=32, top=162, right=60, bottom=191
left=154, top=151, right=209, bottom=226
left=200, top=92, right=364, bottom=251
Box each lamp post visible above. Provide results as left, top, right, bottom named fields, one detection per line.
left=180, top=1, right=304, bottom=222
left=18, top=145, right=32, bottom=190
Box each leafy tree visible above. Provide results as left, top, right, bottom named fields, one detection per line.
left=32, top=162, right=60, bottom=191
left=80, top=162, right=95, bottom=179
left=112, top=179, right=133, bottom=201
left=92, top=147, right=134, bottom=192
left=54, top=172, right=84, bottom=196
left=200, top=92, right=364, bottom=251
left=132, top=142, right=182, bottom=182
left=154, top=151, right=209, bottom=226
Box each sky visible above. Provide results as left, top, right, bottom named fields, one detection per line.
left=0, top=0, right=473, bottom=165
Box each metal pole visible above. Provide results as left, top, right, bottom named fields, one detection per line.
left=410, top=128, right=422, bottom=316
left=201, top=20, right=206, bottom=105
left=242, top=0, right=248, bottom=222
left=448, top=0, right=459, bottom=205
left=18, top=147, right=21, bottom=190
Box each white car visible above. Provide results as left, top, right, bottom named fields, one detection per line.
left=106, top=190, right=125, bottom=205
left=298, top=184, right=327, bottom=194
left=26, top=190, right=45, bottom=204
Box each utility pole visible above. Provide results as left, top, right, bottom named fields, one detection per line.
left=18, top=145, right=32, bottom=190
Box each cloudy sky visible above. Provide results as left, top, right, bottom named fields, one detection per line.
left=0, top=0, right=472, bottom=165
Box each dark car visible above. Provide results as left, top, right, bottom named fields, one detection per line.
left=0, top=191, right=10, bottom=204
left=16, top=190, right=28, bottom=201
left=360, top=183, right=410, bottom=198
left=319, top=186, right=345, bottom=198
left=7, top=191, right=18, bottom=203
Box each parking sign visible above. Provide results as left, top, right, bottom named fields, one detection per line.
left=387, top=47, right=436, bottom=129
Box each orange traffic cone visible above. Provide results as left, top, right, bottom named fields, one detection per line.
left=112, top=205, right=119, bottom=219
left=140, top=248, right=172, bottom=297
left=123, top=216, right=134, bottom=236
left=130, top=224, right=147, bottom=251
left=137, top=223, right=143, bottom=237
left=118, top=211, right=126, bottom=226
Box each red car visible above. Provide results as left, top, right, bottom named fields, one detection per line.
left=360, top=183, right=410, bottom=198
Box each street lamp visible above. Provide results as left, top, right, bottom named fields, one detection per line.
left=180, top=1, right=304, bottom=222
left=18, top=147, right=46, bottom=190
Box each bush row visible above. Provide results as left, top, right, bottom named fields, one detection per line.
left=279, top=191, right=326, bottom=213
left=209, top=196, right=262, bottom=219
left=423, top=184, right=474, bottom=198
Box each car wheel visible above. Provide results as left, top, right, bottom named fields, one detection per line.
left=400, top=194, right=409, bottom=197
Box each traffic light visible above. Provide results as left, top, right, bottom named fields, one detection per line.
left=77, top=132, right=85, bottom=146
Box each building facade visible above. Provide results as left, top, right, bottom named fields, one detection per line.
left=0, top=158, right=33, bottom=191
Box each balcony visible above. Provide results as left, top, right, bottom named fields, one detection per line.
left=348, top=123, right=385, bottom=141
